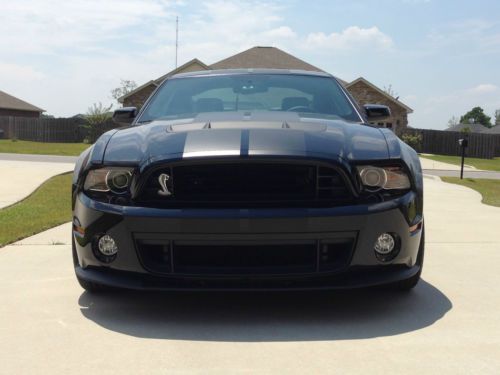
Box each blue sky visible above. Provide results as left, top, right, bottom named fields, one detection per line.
left=1, top=0, right=500, bottom=128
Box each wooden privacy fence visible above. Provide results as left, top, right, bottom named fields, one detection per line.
left=400, top=128, right=500, bottom=159
left=0, top=116, right=116, bottom=143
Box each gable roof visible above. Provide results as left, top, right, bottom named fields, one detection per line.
left=446, top=123, right=490, bottom=133
left=118, top=58, right=210, bottom=103
left=345, top=77, right=413, bottom=114
left=154, top=58, right=210, bottom=84
left=118, top=80, right=158, bottom=104
left=482, top=125, right=500, bottom=134
left=210, top=46, right=324, bottom=72
left=0, top=90, right=44, bottom=112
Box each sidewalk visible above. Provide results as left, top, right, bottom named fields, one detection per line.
left=0, top=160, right=74, bottom=209
left=419, top=156, right=479, bottom=172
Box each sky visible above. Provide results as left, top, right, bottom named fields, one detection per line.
left=1, top=0, right=500, bottom=129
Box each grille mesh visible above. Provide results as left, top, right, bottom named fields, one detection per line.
left=138, top=162, right=351, bottom=208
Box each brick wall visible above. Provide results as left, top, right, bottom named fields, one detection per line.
left=123, top=84, right=158, bottom=109
left=346, top=81, right=408, bottom=132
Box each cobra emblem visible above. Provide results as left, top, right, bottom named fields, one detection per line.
left=158, top=173, right=172, bottom=196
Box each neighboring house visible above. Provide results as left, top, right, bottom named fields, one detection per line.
left=344, top=77, right=412, bottom=130
left=446, top=123, right=492, bottom=133
left=482, top=125, right=500, bottom=134
left=119, top=46, right=413, bottom=131
left=0, top=90, right=44, bottom=118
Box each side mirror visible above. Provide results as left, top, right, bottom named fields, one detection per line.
left=112, top=107, right=137, bottom=126
left=364, top=104, right=391, bottom=121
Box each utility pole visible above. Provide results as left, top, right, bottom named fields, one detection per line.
left=175, top=16, right=179, bottom=68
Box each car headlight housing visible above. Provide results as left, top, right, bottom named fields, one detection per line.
left=357, top=165, right=410, bottom=192
left=84, top=167, right=134, bottom=195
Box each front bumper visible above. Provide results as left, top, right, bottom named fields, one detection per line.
left=73, top=192, right=423, bottom=291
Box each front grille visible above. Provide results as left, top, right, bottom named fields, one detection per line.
left=138, top=162, right=352, bottom=208
left=135, top=238, right=355, bottom=276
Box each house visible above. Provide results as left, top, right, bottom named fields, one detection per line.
left=119, top=46, right=413, bottom=131
left=0, top=90, right=44, bottom=118
left=344, top=77, right=412, bottom=130
left=446, top=123, right=493, bottom=133
left=481, top=125, right=500, bottom=134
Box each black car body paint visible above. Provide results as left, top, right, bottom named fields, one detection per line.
left=72, top=69, right=424, bottom=291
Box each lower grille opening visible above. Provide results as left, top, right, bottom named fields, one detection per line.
left=174, top=242, right=317, bottom=275
left=318, top=240, right=355, bottom=272
left=136, top=238, right=355, bottom=276
left=136, top=241, right=172, bottom=274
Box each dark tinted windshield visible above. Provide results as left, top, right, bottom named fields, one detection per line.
left=138, top=74, right=361, bottom=123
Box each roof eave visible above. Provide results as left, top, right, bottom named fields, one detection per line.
left=118, top=80, right=157, bottom=103
left=346, top=77, right=414, bottom=114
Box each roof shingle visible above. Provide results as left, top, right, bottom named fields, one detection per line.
left=210, top=46, right=324, bottom=72
left=0, top=90, right=44, bottom=112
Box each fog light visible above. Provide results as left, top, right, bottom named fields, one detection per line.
left=374, top=233, right=396, bottom=255
left=98, top=235, right=118, bottom=256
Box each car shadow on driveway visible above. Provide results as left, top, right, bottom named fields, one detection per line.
left=78, top=279, right=451, bottom=342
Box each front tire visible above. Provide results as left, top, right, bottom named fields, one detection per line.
left=396, top=224, right=425, bottom=291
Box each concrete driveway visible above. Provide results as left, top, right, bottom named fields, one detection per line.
left=0, top=176, right=499, bottom=374
left=0, top=159, right=74, bottom=208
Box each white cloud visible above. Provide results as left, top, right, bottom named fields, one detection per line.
left=426, top=18, right=500, bottom=56
left=263, top=26, right=297, bottom=39
left=305, top=26, right=393, bottom=51
left=468, top=84, right=498, bottom=94
left=0, top=0, right=396, bottom=116
left=0, top=63, right=45, bottom=82
left=0, top=0, right=174, bottom=54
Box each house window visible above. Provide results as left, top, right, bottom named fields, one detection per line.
left=386, top=122, right=393, bottom=129
left=378, top=122, right=384, bottom=126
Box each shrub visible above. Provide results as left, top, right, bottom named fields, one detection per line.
left=401, top=133, right=422, bottom=151
left=82, top=102, right=113, bottom=143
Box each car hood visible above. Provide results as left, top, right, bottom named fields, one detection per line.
left=101, top=112, right=390, bottom=165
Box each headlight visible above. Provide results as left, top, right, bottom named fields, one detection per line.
left=84, top=168, right=134, bottom=194
left=357, top=165, right=410, bottom=192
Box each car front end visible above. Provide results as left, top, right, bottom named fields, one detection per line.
left=72, top=70, right=424, bottom=292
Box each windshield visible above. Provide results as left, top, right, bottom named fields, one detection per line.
left=138, top=74, right=361, bottom=123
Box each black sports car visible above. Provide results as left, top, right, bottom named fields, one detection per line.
left=72, top=69, right=424, bottom=292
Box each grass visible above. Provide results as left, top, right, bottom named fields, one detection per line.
left=0, top=139, right=89, bottom=156
left=442, top=177, right=500, bottom=207
left=0, top=173, right=72, bottom=247
left=420, top=154, right=500, bottom=172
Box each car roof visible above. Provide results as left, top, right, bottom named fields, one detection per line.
left=170, top=68, right=334, bottom=79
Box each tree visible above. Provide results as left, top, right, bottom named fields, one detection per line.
left=383, top=84, right=398, bottom=98
left=447, top=116, right=459, bottom=128
left=83, top=102, right=113, bottom=143
left=110, top=79, right=138, bottom=102
left=495, top=109, right=500, bottom=126
left=401, top=132, right=422, bottom=151
left=459, top=106, right=492, bottom=128
left=460, top=126, right=471, bottom=134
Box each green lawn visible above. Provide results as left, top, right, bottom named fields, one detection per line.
left=420, top=154, right=500, bottom=172
left=0, top=173, right=72, bottom=247
left=442, top=177, right=500, bottom=207
left=0, top=140, right=89, bottom=156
